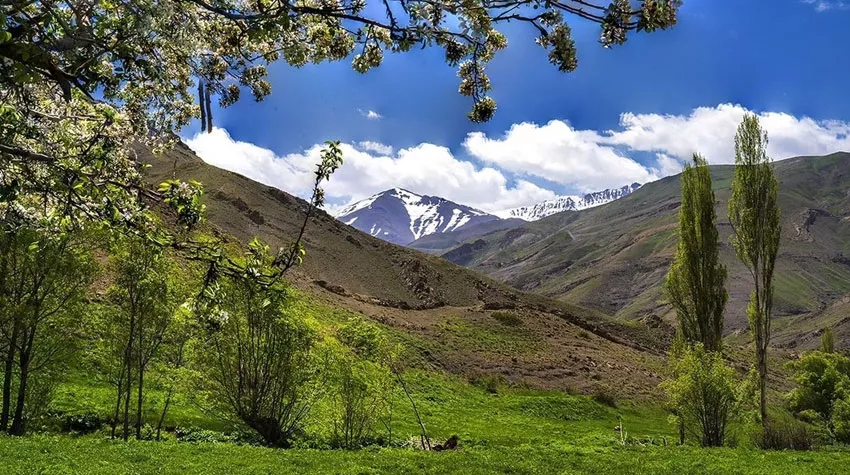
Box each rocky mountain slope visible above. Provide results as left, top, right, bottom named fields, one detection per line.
left=441, top=153, right=850, bottom=345
left=137, top=142, right=671, bottom=398
left=336, top=188, right=501, bottom=245
left=498, top=184, right=642, bottom=221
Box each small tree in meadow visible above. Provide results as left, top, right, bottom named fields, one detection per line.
left=198, top=239, right=317, bottom=448
left=663, top=344, right=738, bottom=447
left=107, top=237, right=183, bottom=440
left=330, top=317, right=395, bottom=449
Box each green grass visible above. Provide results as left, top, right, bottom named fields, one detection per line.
left=8, top=367, right=850, bottom=474
left=434, top=317, right=538, bottom=355
left=4, top=434, right=850, bottom=474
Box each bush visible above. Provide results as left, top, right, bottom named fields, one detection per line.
left=662, top=344, right=737, bottom=447
left=752, top=413, right=816, bottom=451
left=472, top=374, right=508, bottom=394
left=832, top=396, right=850, bottom=444
left=491, top=311, right=522, bottom=327
left=786, top=350, right=850, bottom=442
left=591, top=387, right=617, bottom=408
left=787, top=351, right=850, bottom=421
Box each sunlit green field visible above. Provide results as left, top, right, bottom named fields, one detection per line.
left=3, top=370, right=850, bottom=474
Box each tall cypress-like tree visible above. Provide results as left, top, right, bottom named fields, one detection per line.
left=666, top=154, right=728, bottom=352
left=728, top=113, right=781, bottom=428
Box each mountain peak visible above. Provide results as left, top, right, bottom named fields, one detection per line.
left=336, top=189, right=496, bottom=245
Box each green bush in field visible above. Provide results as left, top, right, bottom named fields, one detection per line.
left=662, top=343, right=738, bottom=447
left=328, top=317, right=396, bottom=449
left=787, top=350, right=850, bottom=442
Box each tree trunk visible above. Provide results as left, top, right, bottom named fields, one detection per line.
left=9, top=330, right=32, bottom=435
left=203, top=84, right=212, bottom=133
left=110, top=366, right=125, bottom=439
left=198, top=81, right=207, bottom=132
left=678, top=416, right=685, bottom=446
left=759, top=332, right=768, bottom=428
left=135, top=321, right=144, bottom=440
left=0, top=317, right=20, bottom=431
left=121, top=309, right=136, bottom=441
left=155, top=386, right=173, bottom=441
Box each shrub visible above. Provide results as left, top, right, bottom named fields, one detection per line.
left=662, top=344, right=737, bottom=447
left=198, top=268, right=317, bottom=448
left=472, top=374, right=508, bottom=394
left=786, top=350, right=850, bottom=441
left=752, top=413, right=816, bottom=451
left=330, top=319, right=395, bottom=449
left=337, top=317, right=388, bottom=361
left=491, top=311, right=522, bottom=327
left=832, top=395, right=850, bottom=444
left=592, top=387, right=618, bottom=408
left=56, top=412, right=105, bottom=435
left=329, top=356, right=391, bottom=449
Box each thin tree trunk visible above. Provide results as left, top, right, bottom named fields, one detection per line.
left=122, top=307, right=136, bottom=441
left=678, top=415, right=685, bottom=445
left=759, top=332, right=768, bottom=427
left=0, top=317, right=20, bottom=431
left=394, top=369, right=430, bottom=450
left=198, top=81, right=207, bottom=132
left=110, top=365, right=125, bottom=439
left=135, top=320, right=144, bottom=440
left=156, top=386, right=174, bottom=441
left=204, top=84, right=212, bottom=133
left=9, top=330, right=33, bottom=435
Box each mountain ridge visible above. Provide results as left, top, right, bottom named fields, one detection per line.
left=336, top=188, right=499, bottom=245
left=498, top=183, right=642, bottom=221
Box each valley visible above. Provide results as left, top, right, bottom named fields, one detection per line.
left=436, top=154, right=850, bottom=348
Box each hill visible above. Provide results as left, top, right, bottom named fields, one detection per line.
left=441, top=153, right=850, bottom=345
left=138, top=143, right=670, bottom=398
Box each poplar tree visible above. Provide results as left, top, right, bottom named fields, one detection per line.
left=664, top=154, right=733, bottom=447
left=666, top=153, right=728, bottom=352
left=728, top=113, right=781, bottom=428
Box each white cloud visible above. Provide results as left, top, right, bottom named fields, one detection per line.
left=602, top=103, right=850, bottom=164
left=357, top=141, right=393, bottom=155
left=185, top=105, right=850, bottom=216
left=463, top=120, right=660, bottom=192
left=803, top=0, right=849, bottom=12
left=359, top=109, right=382, bottom=120
left=185, top=128, right=556, bottom=215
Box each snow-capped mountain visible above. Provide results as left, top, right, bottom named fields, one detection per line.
left=336, top=188, right=500, bottom=245
left=498, top=183, right=642, bottom=221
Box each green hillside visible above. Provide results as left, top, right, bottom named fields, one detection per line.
left=138, top=144, right=671, bottom=398
left=442, top=153, right=850, bottom=343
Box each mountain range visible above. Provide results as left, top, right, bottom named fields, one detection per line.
left=139, top=142, right=850, bottom=398
left=497, top=183, right=642, bottom=221
left=139, top=143, right=669, bottom=398
left=335, top=184, right=642, bottom=247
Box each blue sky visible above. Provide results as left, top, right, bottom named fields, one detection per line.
left=184, top=0, right=850, bottom=214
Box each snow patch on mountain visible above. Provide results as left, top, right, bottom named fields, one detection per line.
left=335, top=188, right=497, bottom=245
left=498, top=183, right=642, bottom=221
